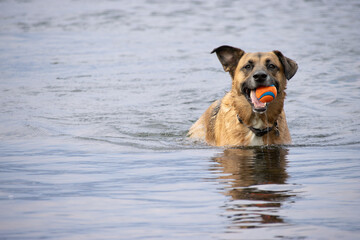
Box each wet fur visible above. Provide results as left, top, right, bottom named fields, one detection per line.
left=188, top=46, right=298, bottom=147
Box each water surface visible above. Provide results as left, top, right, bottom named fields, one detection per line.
left=0, top=0, right=360, bottom=239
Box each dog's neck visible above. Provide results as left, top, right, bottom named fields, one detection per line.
left=237, top=114, right=279, bottom=137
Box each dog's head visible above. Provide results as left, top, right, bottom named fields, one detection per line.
left=211, top=45, right=298, bottom=113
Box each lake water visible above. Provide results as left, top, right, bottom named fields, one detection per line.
left=0, top=0, right=360, bottom=239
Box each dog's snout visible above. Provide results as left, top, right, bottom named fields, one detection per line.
left=253, top=71, right=268, bottom=82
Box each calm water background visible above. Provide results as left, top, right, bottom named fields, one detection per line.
left=1, top=0, right=360, bottom=239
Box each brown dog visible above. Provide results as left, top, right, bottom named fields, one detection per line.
left=188, top=45, right=298, bottom=146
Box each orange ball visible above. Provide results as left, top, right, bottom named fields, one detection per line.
left=255, top=85, right=277, bottom=103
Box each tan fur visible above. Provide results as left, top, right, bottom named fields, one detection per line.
left=188, top=47, right=297, bottom=147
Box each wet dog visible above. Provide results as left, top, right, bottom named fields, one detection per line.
left=188, top=45, right=298, bottom=146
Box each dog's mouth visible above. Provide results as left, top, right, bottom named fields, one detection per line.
left=244, top=88, right=267, bottom=113
left=242, top=83, right=279, bottom=113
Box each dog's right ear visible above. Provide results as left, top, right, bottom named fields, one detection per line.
left=211, top=45, right=245, bottom=75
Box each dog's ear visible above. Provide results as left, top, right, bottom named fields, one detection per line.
left=273, top=50, right=298, bottom=80
left=211, top=45, right=245, bottom=75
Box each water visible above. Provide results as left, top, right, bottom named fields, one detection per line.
left=0, top=0, right=359, bottom=239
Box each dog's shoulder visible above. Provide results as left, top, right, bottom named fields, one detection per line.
left=188, top=99, right=221, bottom=143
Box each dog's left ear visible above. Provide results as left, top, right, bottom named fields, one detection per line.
left=273, top=50, right=298, bottom=80
left=211, top=45, right=245, bottom=75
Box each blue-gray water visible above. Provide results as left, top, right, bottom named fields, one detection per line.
left=0, top=0, right=360, bottom=239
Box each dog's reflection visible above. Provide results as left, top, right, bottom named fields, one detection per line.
left=212, top=146, right=292, bottom=228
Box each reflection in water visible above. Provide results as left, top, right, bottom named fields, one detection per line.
left=213, top=147, right=294, bottom=229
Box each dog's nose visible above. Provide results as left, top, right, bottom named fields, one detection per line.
left=253, top=71, right=268, bottom=82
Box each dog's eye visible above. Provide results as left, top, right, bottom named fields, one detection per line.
left=268, top=64, right=276, bottom=70
left=244, top=64, right=252, bottom=70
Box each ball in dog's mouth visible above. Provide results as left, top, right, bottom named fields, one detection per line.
left=243, top=84, right=279, bottom=113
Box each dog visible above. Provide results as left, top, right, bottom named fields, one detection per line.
left=188, top=45, right=298, bottom=146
